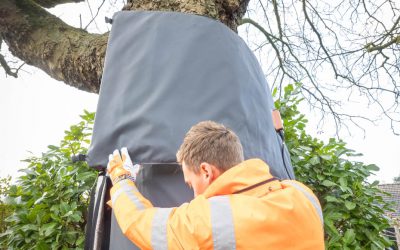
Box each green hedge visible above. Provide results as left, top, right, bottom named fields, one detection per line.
left=277, top=84, right=393, bottom=249
left=0, top=176, right=13, bottom=250
left=0, top=86, right=393, bottom=249
left=0, top=111, right=97, bottom=249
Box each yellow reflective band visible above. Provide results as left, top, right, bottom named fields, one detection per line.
left=112, top=179, right=145, bottom=210
left=209, top=196, right=237, bottom=250
left=151, top=207, right=173, bottom=250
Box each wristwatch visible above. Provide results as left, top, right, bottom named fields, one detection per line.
left=112, top=174, right=136, bottom=184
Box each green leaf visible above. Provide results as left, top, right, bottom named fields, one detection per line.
left=298, top=145, right=312, bottom=151
left=325, top=219, right=339, bottom=236
left=70, top=213, right=82, bottom=223
left=272, top=87, right=278, bottom=97
left=343, top=229, right=355, bottom=244
left=322, top=180, right=336, bottom=187
left=42, top=222, right=57, bottom=237
left=76, top=235, right=85, bottom=246
left=325, top=212, right=343, bottom=220
left=21, top=224, right=38, bottom=231
left=339, top=177, right=347, bottom=188
left=34, top=192, right=48, bottom=205
left=365, top=164, right=379, bottom=171
left=371, top=180, right=379, bottom=186
left=284, top=84, right=294, bottom=96
left=344, top=201, right=356, bottom=210
left=309, top=156, right=320, bottom=165
left=326, top=196, right=339, bottom=202
left=47, top=145, right=59, bottom=150
left=372, top=239, right=385, bottom=249
left=36, top=241, right=50, bottom=250
left=4, top=196, right=21, bottom=205
left=0, top=230, right=12, bottom=238
left=62, top=210, right=73, bottom=218
left=320, top=154, right=332, bottom=161
left=76, top=171, right=95, bottom=181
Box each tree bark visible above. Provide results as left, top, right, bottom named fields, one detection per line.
left=0, top=0, right=249, bottom=93
left=0, top=0, right=107, bottom=92
left=123, top=0, right=249, bottom=31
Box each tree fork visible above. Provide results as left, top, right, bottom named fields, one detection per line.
left=123, top=0, right=249, bottom=31
left=0, top=0, right=249, bottom=93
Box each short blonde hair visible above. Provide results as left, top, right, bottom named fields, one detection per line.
left=176, top=121, right=244, bottom=173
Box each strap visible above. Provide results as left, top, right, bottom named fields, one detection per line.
left=233, top=177, right=278, bottom=194
left=84, top=173, right=107, bottom=250
left=84, top=175, right=97, bottom=250
left=112, top=173, right=135, bottom=184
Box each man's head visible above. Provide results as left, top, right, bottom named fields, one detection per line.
left=176, top=121, right=244, bottom=196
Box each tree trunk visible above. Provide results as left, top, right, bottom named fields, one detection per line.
left=0, top=0, right=249, bottom=93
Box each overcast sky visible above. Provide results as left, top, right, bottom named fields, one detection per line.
left=0, top=1, right=399, bottom=183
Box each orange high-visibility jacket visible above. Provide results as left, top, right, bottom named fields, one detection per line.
left=110, top=159, right=325, bottom=249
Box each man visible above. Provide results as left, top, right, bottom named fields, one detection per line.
left=107, top=121, right=325, bottom=249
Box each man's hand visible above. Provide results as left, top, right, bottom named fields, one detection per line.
left=107, top=147, right=140, bottom=185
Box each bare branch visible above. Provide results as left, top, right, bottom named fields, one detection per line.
left=271, top=0, right=283, bottom=38
left=239, top=0, right=400, bottom=135
left=301, top=0, right=339, bottom=78
left=366, top=35, right=400, bottom=52
left=83, top=0, right=106, bottom=31
left=0, top=52, right=17, bottom=78
left=0, top=37, right=21, bottom=78
left=239, top=18, right=285, bottom=72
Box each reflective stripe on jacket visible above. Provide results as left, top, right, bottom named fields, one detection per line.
left=110, top=158, right=325, bottom=249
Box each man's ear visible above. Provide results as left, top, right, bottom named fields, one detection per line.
left=199, top=162, right=221, bottom=183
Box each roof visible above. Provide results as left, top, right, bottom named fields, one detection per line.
left=379, top=183, right=400, bottom=218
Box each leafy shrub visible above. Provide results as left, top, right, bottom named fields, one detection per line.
left=275, top=83, right=393, bottom=249
left=0, top=111, right=97, bottom=249
left=0, top=176, right=13, bottom=249
left=1, top=87, right=394, bottom=249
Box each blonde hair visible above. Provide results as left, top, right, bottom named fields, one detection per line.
left=176, top=121, right=244, bottom=173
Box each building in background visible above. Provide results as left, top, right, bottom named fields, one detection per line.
left=379, top=183, right=400, bottom=249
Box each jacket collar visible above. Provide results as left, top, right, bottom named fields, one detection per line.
left=203, top=159, right=275, bottom=198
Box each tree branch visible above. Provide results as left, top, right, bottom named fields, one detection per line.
left=0, top=37, right=23, bottom=78
left=83, top=0, right=106, bottom=31
left=0, top=52, right=17, bottom=78
left=33, top=0, right=84, bottom=8
left=0, top=0, right=107, bottom=93
left=365, top=35, right=400, bottom=52
left=271, top=0, right=283, bottom=39
left=301, top=0, right=339, bottom=78
left=0, top=0, right=251, bottom=93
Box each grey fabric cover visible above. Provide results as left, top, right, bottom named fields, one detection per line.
left=87, top=11, right=294, bottom=249
left=88, top=11, right=293, bottom=178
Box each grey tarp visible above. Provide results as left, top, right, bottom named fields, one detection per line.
left=86, top=11, right=294, bottom=249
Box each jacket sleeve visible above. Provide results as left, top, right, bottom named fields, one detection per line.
left=110, top=179, right=212, bottom=249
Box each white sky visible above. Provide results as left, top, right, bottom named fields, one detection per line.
left=0, top=67, right=98, bottom=179
left=0, top=1, right=399, bottom=183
